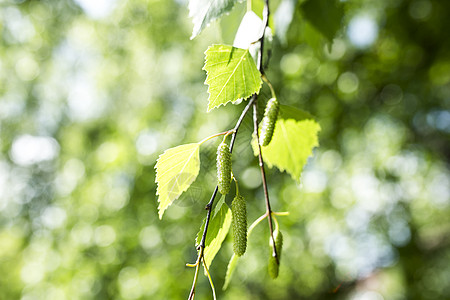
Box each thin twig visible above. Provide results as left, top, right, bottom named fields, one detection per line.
left=253, top=0, right=279, bottom=263
left=188, top=97, right=256, bottom=300
left=252, top=102, right=278, bottom=263
left=187, top=247, right=203, bottom=300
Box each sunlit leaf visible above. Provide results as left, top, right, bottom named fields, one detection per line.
left=189, top=0, right=242, bottom=39
left=203, top=44, right=262, bottom=111
left=223, top=253, right=238, bottom=290
left=196, top=197, right=232, bottom=269
left=155, top=143, right=201, bottom=219
left=253, top=105, right=320, bottom=181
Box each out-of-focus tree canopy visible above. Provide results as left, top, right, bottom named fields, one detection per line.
left=0, top=0, right=449, bottom=299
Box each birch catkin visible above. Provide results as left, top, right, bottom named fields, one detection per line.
left=216, top=142, right=231, bottom=195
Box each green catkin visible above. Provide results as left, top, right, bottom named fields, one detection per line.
left=216, top=142, right=231, bottom=195
left=232, top=195, right=247, bottom=256
left=268, top=256, right=279, bottom=279
left=275, top=230, right=283, bottom=261
left=268, top=230, right=283, bottom=279
left=259, top=97, right=279, bottom=146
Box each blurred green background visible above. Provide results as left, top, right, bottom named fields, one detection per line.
left=1, top=0, right=449, bottom=299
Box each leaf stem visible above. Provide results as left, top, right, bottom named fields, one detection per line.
left=233, top=175, right=240, bottom=196
left=199, top=130, right=234, bottom=145
left=248, top=213, right=268, bottom=234
left=262, top=74, right=277, bottom=99
left=202, top=257, right=217, bottom=300
left=272, top=213, right=279, bottom=232
left=272, top=211, right=289, bottom=216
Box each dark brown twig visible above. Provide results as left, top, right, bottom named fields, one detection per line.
left=188, top=96, right=256, bottom=300
left=253, top=0, right=279, bottom=263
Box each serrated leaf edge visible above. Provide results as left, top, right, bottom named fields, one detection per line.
left=203, top=44, right=262, bottom=112
left=155, top=143, right=200, bottom=219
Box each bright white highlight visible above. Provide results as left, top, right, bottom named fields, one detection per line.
left=347, top=16, right=378, bottom=48
left=67, top=78, right=106, bottom=122
left=74, top=0, right=117, bottom=19
left=234, top=11, right=263, bottom=49
left=10, top=135, right=59, bottom=166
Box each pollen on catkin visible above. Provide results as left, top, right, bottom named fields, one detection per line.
left=259, top=97, right=279, bottom=146
left=232, top=194, right=247, bottom=256
left=216, top=142, right=231, bottom=195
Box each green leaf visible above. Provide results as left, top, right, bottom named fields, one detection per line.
left=196, top=197, right=232, bottom=269
left=155, top=143, right=201, bottom=219
left=253, top=105, right=320, bottom=181
left=219, top=2, right=246, bottom=44
left=300, top=0, right=344, bottom=41
left=203, top=44, right=262, bottom=112
left=189, top=0, right=242, bottom=39
left=250, top=0, right=265, bottom=19
left=223, top=253, right=238, bottom=290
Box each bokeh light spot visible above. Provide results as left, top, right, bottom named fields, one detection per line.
left=347, top=15, right=378, bottom=48
left=10, top=135, right=59, bottom=166
left=337, top=72, right=359, bottom=94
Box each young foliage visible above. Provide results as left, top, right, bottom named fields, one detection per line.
left=223, top=253, right=239, bottom=290
left=189, top=0, right=242, bottom=39
left=155, top=143, right=201, bottom=219
left=203, top=45, right=262, bottom=111
left=253, top=105, right=320, bottom=181
left=196, top=197, right=232, bottom=269
left=231, top=194, right=247, bottom=256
